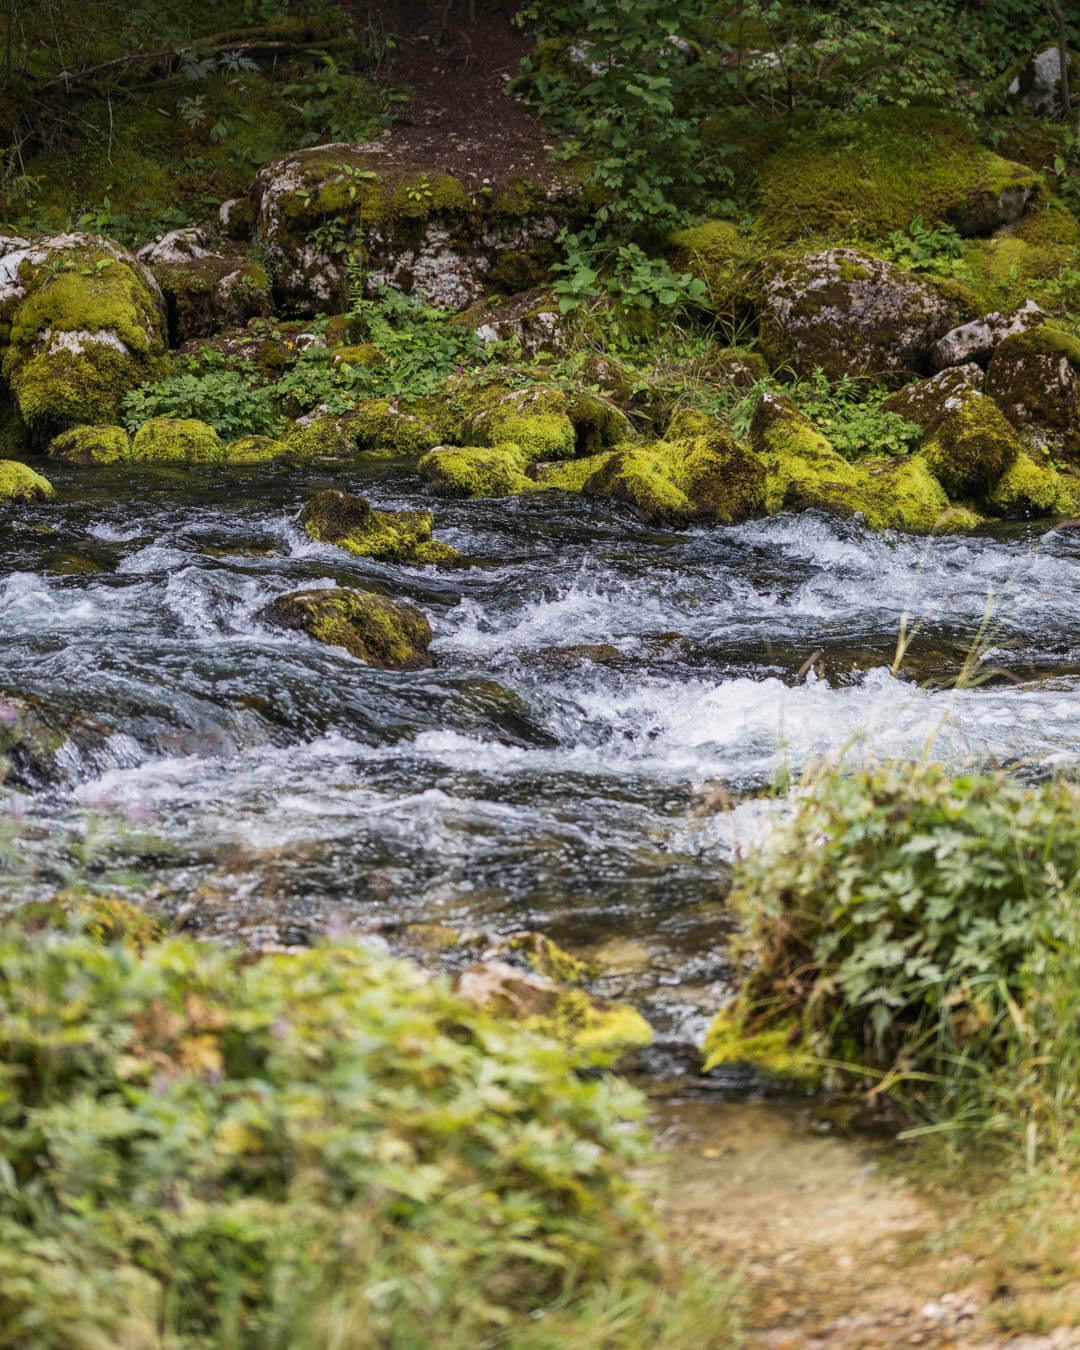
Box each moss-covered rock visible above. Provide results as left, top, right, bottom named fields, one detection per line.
left=46, top=423, right=131, bottom=464
left=702, top=1007, right=823, bottom=1087
left=345, top=397, right=456, bottom=455
left=881, top=364, right=985, bottom=433
left=256, top=586, right=433, bottom=669
left=0, top=459, right=54, bottom=501
left=920, top=389, right=1023, bottom=498
left=299, top=488, right=459, bottom=565
left=130, top=417, right=224, bottom=463
left=666, top=219, right=756, bottom=312
left=457, top=288, right=568, bottom=357
left=962, top=199, right=1080, bottom=314
left=151, top=255, right=270, bottom=346
left=330, top=343, right=385, bottom=368
left=2, top=234, right=168, bottom=440
left=755, top=107, right=1040, bottom=244
left=459, top=381, right=629, bottom=462
left=223, top=434, right=289, bottom=463
left=985, top=324, right=1080, bottom=456
left=985, top=449, right=1080, bottom=518
left=933, top=300, right=1046, bottom=370
left=419, top=443, right=534, bottom=497
left=279, top=415, right=359, bottom=460
left=252, top=146, right=586, bottom=312
left=755, top=249, right=971, bottom=381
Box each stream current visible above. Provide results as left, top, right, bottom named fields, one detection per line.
left=5, top=454, right=1080, bottom=1071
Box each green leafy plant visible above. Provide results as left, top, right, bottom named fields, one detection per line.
left=121, top=354, right=279, bottom=439
left=881, top=214, right=968, bottom=275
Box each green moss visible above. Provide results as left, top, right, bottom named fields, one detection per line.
left=524, top=990, right=652, bottom=1060
left=153, top=257, right=270, bottom=343
left=299, top=488, right=459, bottom=565
left=330, top=343, right=384, bottom=368
left=921, top=390, right=1022, bottom=499
left=666, top=219, right=754, bottom=310
left=508, top=933, right=595, bottom=983
left=755, top=107, right=1040, bottom=245
left=0, top=460, right=55, bottom=501
left=46, top=424, right=131, bottom=464
left=418, top=443, right=534, bottom=498
left=702, top=1007, right=823, bottom=1087
left=279, top=416, right=358, bottom=460
left=346, top=397, right=455, bottom=455
left=223, top=434, right=289, bottom=463
left=963, top=200, right=1080, bottom=313
left=459, top=383, right=576, bottom=462
left=130, top=417, right=224, bottom=463
left=532, top=451, right=615, bottom=492
left=751, top=392, right=856, bottom=512
left=986, top=450, right=1080, bottom=518
left=257, top=586, right=433, bottom=670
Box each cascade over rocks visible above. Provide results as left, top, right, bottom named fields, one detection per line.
left=754, top=249, right=971, bottom=381
left=252, top=140, right=588, bottom=313
left=0, top=233, right=168, bottom=441
left=257, top=586, right=434, bottom=670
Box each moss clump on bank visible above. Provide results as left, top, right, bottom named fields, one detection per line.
left=46, top=424, right=131, bottom=463
left=0, top=922, right=685, bottom=1348
left=0, top=460, right=55, bottom=501
left=257, top=586, right=434, bottom=669
left=419, top=443, right=535, bottom=497
left=299, top=488, right=459, bottom=565
left=130, top=416, right=225, bottom=462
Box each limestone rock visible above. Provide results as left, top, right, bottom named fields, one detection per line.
left=755, top=249, right=969, bottom=381
left=985, top=325, right=1080, bottom=455
left=1008, top=45, right=1075, bottom=117
left=933, top=300, right=1046, bottom=370
left=882, top=365, right=985, bottom=433
left=920, top=389, right=1023, bottom=498
left=257, top=586, right=433, bottom=669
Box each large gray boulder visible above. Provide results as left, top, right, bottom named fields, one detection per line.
left=933, top=300, right=1046, bottom=370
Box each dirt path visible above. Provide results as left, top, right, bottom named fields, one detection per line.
left=655, top=1098, right=1080, bottom=1350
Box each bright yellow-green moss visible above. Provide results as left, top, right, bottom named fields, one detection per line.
left=130, top=417, right=224, bottom=463
left=964, top=199, right=1080, bottom=312
left=257, top=586, right=433, bottom=669
left=987, top=450, right=1080, bottom=518
left=0, top=459, right=54, bottom=501
left=666, top=219, right=754, bottom=310
left=532, top=451, right=615, bottom=492
left=346, top=397, right=454, bottom=455
left=702, top=1007, right=823, bottom=1087
left=299, top=488, right=459, bottom=565
left=418, top=443, right=534, bottom=497
left=223, top=434, right=289, bottom=463
left=46, top=423, right=131, bottom=464
left=755, top=107, right=1040, bottom=244
left=508, top=933, right=595, bottom=984
left=751, top=392, right=857, bottom=512
left=524, top=990, right=652, bottom=1060
left=279, top=416, right=357, bottom=460
left=921, top=391, right=1023, bottom=498
left=460, top=383, right=577, bottom=462
left=330, top=343, right=384, bottom=368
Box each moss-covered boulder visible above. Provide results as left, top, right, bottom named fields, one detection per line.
left=222, top=434, right=289, bottom=463
left=455, top=960, right=652, bottom=1059
left=299, top=488, right=459, bottom=564
left=419, top=443, right=535, bottom=497
left=46, top=423, right=131, bottom=463
left=279, top=415, right=360, bottom=460
left=256, top=586, right=433, bottom=669
left=252, top=146, right=586, bottom=312
left=459, top=288, right=568, bottom=357
left=345, top=397, right=456, bottom=455
left=754, top=107, right=1040, bottom=244
left=963, top=199, right=1080, bottom=314
left=666, top=219, right=756, bottom=312
left=459, top=382, right=630, bottom=462
left=932, top=299, right=1046, bottom=370
left=985, top=325, right=1080, bottom=456
left=138, top=228, right=270, bottom=345
left=986, top=449, right=1080, bottom=518
left=755, top=249, right=971, bottom=381
left=1, top=233, right=168, bottom=440
left=0, top=459, right=54, bottom=501
left=750, top=392, right=956, bottom=533
left=881, top=365, right=985, bottom=433
left=130, top=417, right=224, bottom=463
left=582, top=417, right=766, bottom=527
left=920, top=389, right=1023, bottom=498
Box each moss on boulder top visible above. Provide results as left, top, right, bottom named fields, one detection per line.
left=666, top=219, right=755, bottom=312
left=299, top=488, right=459, bottom=565
left=0, top=460, right=54, bottom=502
left=881, top=365, right=985, bottom=433
left=419, top=443, right=535, bottom=498
left=920, top=388, right=1023, bottom=499
left=755, top=249, right=972, bottom=381
left=458, top=381, right=630, bottom=463
left=130, top=417, right=224, bottom=463
left=985, top=324, right=1080, bottom=456
left=986, top=448, right=1080, bottom=518
left=1, top=234, right=168, bottom=441
left=755, top=107, right=1040, bottom=244
left=257, top=586, right=433, bottom=670
left=46, top=424, right=131, bottom=464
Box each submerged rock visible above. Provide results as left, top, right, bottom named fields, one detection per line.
left=755, top=248, right=970, bottom=381
left=46, top=423, right=131, bottom=463
left=985, top=324, right=1080, bottom=455
left=299, top=488, right=459, bottom=564
left=1, top=233, right=168, bottom=441
left=0, top=692, right=111, bottom=787
left=0, top=459, right=54, bottom=501
left=257, top=586, right=433, bottom=669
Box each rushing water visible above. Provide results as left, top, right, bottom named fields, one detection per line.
left=5, top=453, right=1080, bottom=1065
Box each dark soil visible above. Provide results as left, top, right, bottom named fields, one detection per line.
left=347, top=0, right=562, bottom=189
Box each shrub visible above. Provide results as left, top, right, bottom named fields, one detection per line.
left=706, top=763, right=1080, bottom=1121
left=122, top=355, right=280, bottom=440
left=0, top=925, right=715, bottom=1348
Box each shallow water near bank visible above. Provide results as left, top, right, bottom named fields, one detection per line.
left=5, top=456, right=1080, bottom=1063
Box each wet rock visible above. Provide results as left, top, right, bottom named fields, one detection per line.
left=881, top=365, right=984, bottom=433
left=1, top=232, right=167, bottom=441
left=921, top=388, right=1023, bottom=498
left=985, top=324, right=1080, bottom=455
left=251, top=142, right=584, bottom=312
left=755, top=249, right=970, bottom=381
left=0, top=692, right=109, bottom=788
left=419, top=443, right=534, bottom=497
left=298, top=487, right=459, bottom=564
left=130, top=417, right=224, bottom=463
left=0, top=460, right=54, bottom=501
left=46, top=423, right=131, bottom=464
left=257, top=586, right=434, bottom=670
left=454, top=959, right=652, bottom=1058
left=933, top=299, right=1046, bottom=370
